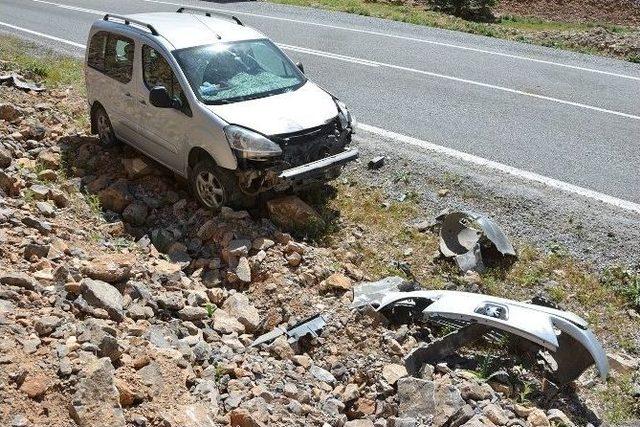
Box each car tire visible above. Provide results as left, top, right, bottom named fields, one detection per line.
left=190, top=159, right=255, bottom=212
left=93, top=105, right=119, bottom=146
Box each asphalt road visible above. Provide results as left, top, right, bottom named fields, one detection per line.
left=1, top=0, right=640, bottom=204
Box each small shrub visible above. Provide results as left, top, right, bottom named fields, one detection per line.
left=627, top=54, right=640, bottom=64
left=429, top=0, right=497, bottom=21
left=84, top=193, right=102, bottom=215
left=205, top=303, right=216, bottom=318
left=602, top=266, right=640, bottom=309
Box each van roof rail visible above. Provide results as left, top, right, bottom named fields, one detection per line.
left=176, top=6, right=244, bottom=26
left=103, top=14, right=159, bottom=36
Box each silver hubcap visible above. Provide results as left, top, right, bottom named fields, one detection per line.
left=97, top=113, right=113, bottom=144
left=196, top=171, right=224, bottom=209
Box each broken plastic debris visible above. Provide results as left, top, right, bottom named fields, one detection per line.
left=437, top=210, right=516, bottom=272
left=0, top=72, right=45, bottom=91
left=368, top=155, right=385, bottom=170
left=370, top=289, right=608, bottom=384
left=250, top=314, right=327, bottom=347
left=351, top=276, right=416, bottom=309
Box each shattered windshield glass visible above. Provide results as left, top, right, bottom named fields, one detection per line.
left=174, top=39, right=306, bottom=105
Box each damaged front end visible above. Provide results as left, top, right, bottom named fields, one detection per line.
left=352, top=280, right=609, bottom=385
left=231, top=113, right=357, bottom=195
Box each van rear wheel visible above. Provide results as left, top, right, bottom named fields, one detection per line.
left=94, top=105, right=118, bottom=146
left=190, top=159, right=255, bottom=212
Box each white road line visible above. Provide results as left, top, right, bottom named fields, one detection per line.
left=31, top=0, right=105, bottom=15
left=2, top=20, right=639, bottom=214
left=12, top=0, right=640, bottom=120
left=358, top=123, right=640, bottom=215
left=278, top=44, right=380, bottom=67
left=0, top=21, right=86, bottom=48
left=141, top=0, right=640, bottom=82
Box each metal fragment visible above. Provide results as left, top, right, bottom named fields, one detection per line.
left=0, top=72, right=45, bottom=91
left=250, top=314, right=328, bottom=347
left=437, top=210, right=516, bottom=272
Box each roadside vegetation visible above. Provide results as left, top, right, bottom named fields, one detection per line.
left=267, top=0, right=640, bottom=63
left=0, top=37, right=85, bottom=92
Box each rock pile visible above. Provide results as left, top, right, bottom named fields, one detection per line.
left=0, top=72, right=615, bottom=426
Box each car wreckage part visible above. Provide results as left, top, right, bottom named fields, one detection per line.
left=251, top=314, right=328, bottom=347
left=278, top=148, right=359, bottom=180
left=437, top=210, right=516, bottom=272
left=353, top=286, right=608, bottom=384
left=0, top=72, right=45, bottom=91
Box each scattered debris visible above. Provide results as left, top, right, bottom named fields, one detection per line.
left=354, top=286, right=609, bottom=384
left=0, top=72, right=45, bottom=91
left=251, top=314, right=328, bottom=347
left=367, top=155, right=385, bottom=169
left=351, top=276, right=415, bottom=309
left=436, top=210, right=516, bottom=272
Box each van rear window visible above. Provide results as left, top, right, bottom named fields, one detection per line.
left=88, top=31, right=134, bottom=84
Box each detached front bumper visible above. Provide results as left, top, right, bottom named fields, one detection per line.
left=278, top=148, right=359, bottom=181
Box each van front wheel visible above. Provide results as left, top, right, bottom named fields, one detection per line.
left=190, top=160, right=254, bottom=211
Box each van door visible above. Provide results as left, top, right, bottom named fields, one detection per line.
left=131, top=44, right=192, bottom=173
left=86, top=31, right=138, bottom=144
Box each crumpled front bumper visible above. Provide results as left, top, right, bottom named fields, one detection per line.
left=278, top=148, right=359, bottom=181
left=352, top=285, right=609, bottom=383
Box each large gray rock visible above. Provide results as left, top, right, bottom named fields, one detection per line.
left=34, top=315, right=62, bottom=336
left=122, top=201, right=148, bottom=226
left=0, top=146, right=12, bottom=168
left=309, top=365, right=336, bottom=384
left=212, top=309, right=245, bottom=334
left=0, top=103, right=21, bottom=121
left=70, top=357, right=125, bottom=427
left=122, top=157, right=154, bottom=179
left=80, top=278, right=124, bottom=321
left=222, top=293, right=260, bottom=332
left=397, top=377, right=436, bottom=418
left=0, top=272, right=37, bottom=290
left=178, top=306, right=208, bottom=321
left=433, top=381, right=465, bottom=426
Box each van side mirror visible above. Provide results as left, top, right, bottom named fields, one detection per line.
left=149, top=86, right=172, bottom=108
left=296, top=62, right=305, bottom=73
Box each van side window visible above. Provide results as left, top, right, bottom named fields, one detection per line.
left=142, top=45, right=183, bottom=98
left=87, top=31, right=108, bottom=71
left=142, top=45, right=190, bottom=114
left=88, top=31, right=133, bottom=84
left=103, top=34, right=134, bottom=83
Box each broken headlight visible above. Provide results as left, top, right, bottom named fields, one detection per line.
left=336, top=100, right=354, bottom=129
left=225, top=125, right=282, bottom=160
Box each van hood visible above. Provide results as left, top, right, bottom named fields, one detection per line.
left=206, top=82, right=339, bottom=136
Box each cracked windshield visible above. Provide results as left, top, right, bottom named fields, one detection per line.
left=175, top=39, right=305, bottom=104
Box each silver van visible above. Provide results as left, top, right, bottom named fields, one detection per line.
left=84, top=7, right=357, bottom=210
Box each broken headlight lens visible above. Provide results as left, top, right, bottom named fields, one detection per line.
left=225, top=125, right=282, bottom=160
left=336, top=100, right=354, bottom=129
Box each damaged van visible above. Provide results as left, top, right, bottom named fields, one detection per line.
left=84, top=7, right=357, bottom=210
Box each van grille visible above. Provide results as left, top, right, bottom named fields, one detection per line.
left=270, top=118, right=348, bottom=168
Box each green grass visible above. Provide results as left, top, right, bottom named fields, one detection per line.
left=602, top=265, right=640, bottom=310
left=0, top=36, right=84, bottom=92
left=84, top=193, right=103, bottom=216
left=267, top=0, right=639, bottom=62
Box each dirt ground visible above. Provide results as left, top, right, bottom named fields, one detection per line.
left=495, top=0, right=640, bottom=26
